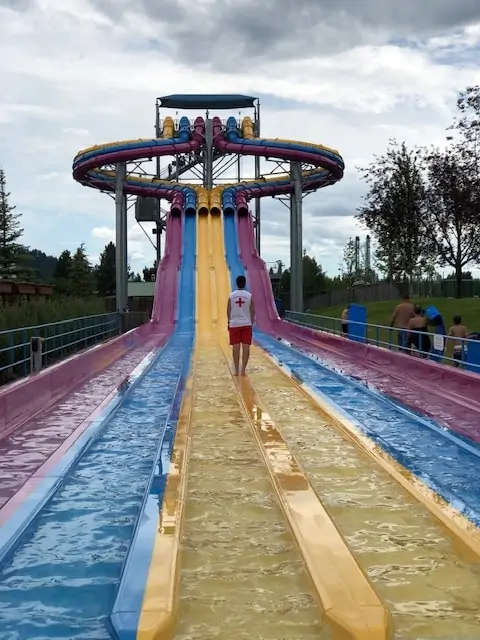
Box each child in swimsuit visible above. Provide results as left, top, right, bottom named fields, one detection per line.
left=448, top=315, right=468, bottom=367
left=341, top=307, right=348, bottom=335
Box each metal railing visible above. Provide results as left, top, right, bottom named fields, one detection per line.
left=0, top=313, right=120, bottom=383
left=160, top=149, right=225, bottom=181
left=285, top=311, right=480, bottom=373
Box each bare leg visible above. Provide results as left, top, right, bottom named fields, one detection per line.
left=232, top=344, right=241, bottom=375
left=240, top=343, right=250, bottom=375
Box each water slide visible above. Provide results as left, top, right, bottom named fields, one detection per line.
left=1, top=101, right=480, bottom=639
left=235, top=209, right=480, bottom=445
left=225, top=209, right=480, bottom=634
left=150, top=213, right=181, bottom=326
left=0, top=188, right=184, bottom=565
left=0, top=210, right=196, bottom=639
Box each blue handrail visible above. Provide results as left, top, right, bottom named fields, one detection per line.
left=0, top=313, right=120, bottom=381
left=285, top=310, right=480, bottom=373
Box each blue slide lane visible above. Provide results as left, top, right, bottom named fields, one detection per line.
left=109, top=213, right=196, bottom=640
left=222, top=214, right=480, bottom=527
left=223, top=213, right=247, bottom=290
left=255, top=331, right=480, bottom=527
left=0, top=216, right=196, bottom=640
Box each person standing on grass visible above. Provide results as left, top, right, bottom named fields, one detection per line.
left=390, top=292, right=415, bottom=352
left=448, top=315, right=469, bottom=367
left=341, top=307, right=349, bottom=335
left=227, top=275, right=255, bottom=376
left=405, top=305, right=431, bottom=357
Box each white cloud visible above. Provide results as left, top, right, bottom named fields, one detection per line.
left=91, top=223, right=158, bottom=269
left=63, top=127, right=90, bottom=137
left=91, top=227, right=115, bottom=242
left=1, top=2, right=480, bottom=279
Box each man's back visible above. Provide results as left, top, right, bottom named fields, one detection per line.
left=229, top=289, right=252, bottom=327
left=393, top=301, right=415, bottom=328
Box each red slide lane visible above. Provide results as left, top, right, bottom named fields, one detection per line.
left=151, top=213, right=182, bottom=332
left=236, top=213, right=480, bottom=444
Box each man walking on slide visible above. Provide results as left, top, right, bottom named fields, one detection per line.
left=227, top=275, right=255, bottom=376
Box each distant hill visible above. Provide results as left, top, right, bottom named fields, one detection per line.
left=21, top=247, right=58, bottom=283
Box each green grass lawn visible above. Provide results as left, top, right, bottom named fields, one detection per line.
left=307, top=297, right=480, bottom=359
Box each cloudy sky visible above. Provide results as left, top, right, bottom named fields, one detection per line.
left=1, top=0, right=480, bottom=277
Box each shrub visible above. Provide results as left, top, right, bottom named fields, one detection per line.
left=0, top=296, right=115, bottom=383
left=0, top=296, right=107, bottom=331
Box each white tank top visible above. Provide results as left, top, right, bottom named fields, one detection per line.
left=229, top=289, right=252, bottom=327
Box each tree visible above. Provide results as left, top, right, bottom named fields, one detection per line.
left=143, top=265, right=156, bottom=282
left=450, top=85, right=480, bottom=178
left=303, top=252, right=328, bottom=299
left=421, top=145, right=480, bottom=297
left=96, top=241, right=116, bottom=296
left=54, top=250, right=72, bottom=279
left=0, top=168, right=29, bottom=280
left=446, top=270, right=473, bottom=280
left=280, top=251, right=328, bottom=304
left=54, top=249, right=73, bottom=295
left=340, top=238, right=357, bottom=285
left=69, top=244, right=95, bottom=297
left=22, top=247, right=58, bottom=283
left=356, top=140, right=434, bottom=281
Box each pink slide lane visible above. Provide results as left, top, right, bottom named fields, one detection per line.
left=237, top=213, right=480, bottom=445
left=0, top=214, right=182, bottom=512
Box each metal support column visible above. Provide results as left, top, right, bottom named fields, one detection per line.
left=290, top=161, right=303, bottom=312
left=254, top=156, right=261, bottom=254
left=204, top=118, right=213, bottom=189
left=155, top=100, right=162, bottom=261
left=254, top=102, right=261, bottom=254
left=155, top=222, right=162, bottom=265
left=115, top=162, right=128, bottom=312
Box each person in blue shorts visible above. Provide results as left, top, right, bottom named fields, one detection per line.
left=390, top=293, right=415, bottom=352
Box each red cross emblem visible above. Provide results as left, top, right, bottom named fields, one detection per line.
left=235, top=297, right=245, bottom=307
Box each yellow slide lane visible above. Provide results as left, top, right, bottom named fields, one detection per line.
left=172, top=213, right=391, bottom=639
left=138, top=214, right=480, bottom=640
left=174, top=214, right=326, bottom=638
left=246, top=353, right=480, bottom=638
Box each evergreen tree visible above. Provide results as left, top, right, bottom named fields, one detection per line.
left=0, top=168, right=27, bottom=279
left=69, top=244, right=95, bottom=297
left=96, top=241, right=116, bottom=296
left=280, top=251, right=329, bottom=304
left=22, top=247, right=58, bottom=283
left=54, top=250, right=72, bottom=280
left=54, top=249, right=73, bottom=296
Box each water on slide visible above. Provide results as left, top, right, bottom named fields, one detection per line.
left=246, top=355, right=480, bottom=638
left=173, top=211, right=480, bottom=639
left=1, top=212, right=479, bottom=639
left=0, top=341, right=192, bottom=640
left=173, top=213, right=328, bottom=639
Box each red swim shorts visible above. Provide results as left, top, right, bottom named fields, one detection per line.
left=228, top=325, right=253, bottom=346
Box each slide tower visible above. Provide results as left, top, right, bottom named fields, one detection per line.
left=72, top=94, right=344, bottom=313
